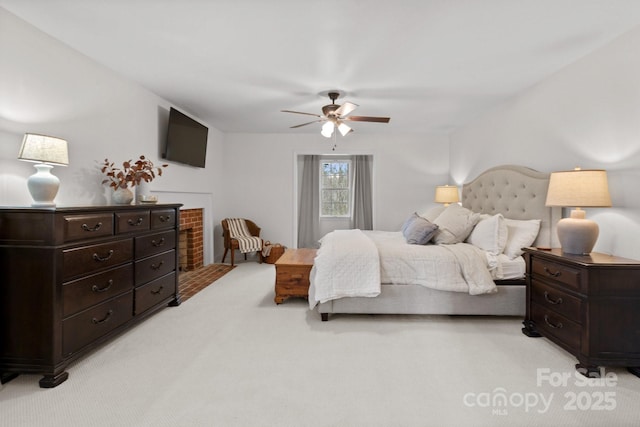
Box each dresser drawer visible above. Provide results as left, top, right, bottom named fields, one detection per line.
left=63, top=213, right=114, bottom=242
left=135, top=230, right=176, bottom=259
left=135, top=250, right=176, bottom=285
left=63, top=264, right=134, bottom=317
left=63, top=239, right=133, bottom=280
left=115, top=210, right=150, bottom=234
left=151, top=209, right=176, bottom=229
left=531, top=258, right=582, bottom=291
left=134, top=272, right=176, bottom=315
left=531, top=279, right=582, bottom=323
left=531, top=302, right=581, bottom=351
left=62, top=291, right=133, bottom=356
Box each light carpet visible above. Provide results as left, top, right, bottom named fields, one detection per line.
left=1, top=263, right=639, bottom=427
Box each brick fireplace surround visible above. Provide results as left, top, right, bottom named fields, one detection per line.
left=179, top=208, right=204, bottom=272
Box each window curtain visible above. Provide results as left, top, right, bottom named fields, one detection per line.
left=297, top=155, right=321, bottom=248
left=351, top=155, right=373, bottom=230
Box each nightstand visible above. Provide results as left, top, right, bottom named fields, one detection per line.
left=522, top=248, right=640, bottom=378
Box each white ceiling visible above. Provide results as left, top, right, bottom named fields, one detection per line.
left=2, top=0, right=640, bottom=135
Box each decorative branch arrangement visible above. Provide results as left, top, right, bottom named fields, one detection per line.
left=100, top=155, right=168, bottom=189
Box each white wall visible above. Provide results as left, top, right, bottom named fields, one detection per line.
left=450, top=26, right=640, bottom=260
left=0, top=8, right=221, bottom=263
left=219, top=132, right=450, bottom=256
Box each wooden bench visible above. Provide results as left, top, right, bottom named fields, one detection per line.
left=274, top=248, right=316, bottom=304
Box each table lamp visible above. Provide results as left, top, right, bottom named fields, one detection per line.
left=18, top=133, right=69, bottom=207
left=434, top=185, right=459, bottom=207
left=545, top=168, right=611, bottom=255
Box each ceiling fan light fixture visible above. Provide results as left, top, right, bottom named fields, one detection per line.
left=321, top=121, right=334, bottom=138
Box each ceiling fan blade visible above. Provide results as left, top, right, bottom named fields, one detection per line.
left=335, top=101, right=358, bottom=117
left=290, top=119, right=323, bottom=129
left=344, top=116, right=390, bottom=123
left=281, top=109, right=322, bottom=118
left=337, top=122, right=353, bottom=136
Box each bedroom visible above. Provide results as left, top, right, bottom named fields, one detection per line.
left=1, top=1, right=640, bottom=426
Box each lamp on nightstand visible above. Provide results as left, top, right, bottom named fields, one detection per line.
left=434, top=185, right=459, bottom=207
left=545, top=168, right=611, bottom=255
left=18, top=133, right=69, bottom=207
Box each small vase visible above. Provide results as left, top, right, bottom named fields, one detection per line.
left=112, top=187, right=134, bottom=205
left=135, top=180, right=150, bottom=204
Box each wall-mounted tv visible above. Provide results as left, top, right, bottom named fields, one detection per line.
left=163, top=107, right=208, bottom=168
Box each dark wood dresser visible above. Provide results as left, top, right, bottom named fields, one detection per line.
left=0, top=204, right=182, bottom=388
left=522, top=247, right=640, bottom=377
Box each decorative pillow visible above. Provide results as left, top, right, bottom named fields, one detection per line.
left=432, top=204, right=481, bottom=245
left=503, top=218, right=541, bottom=259
left=420, top=205, right=446, bottom=222
left=403, top=216, right=439, bottom=245
left=400, top=212, right=419, bottom=233
left=465, top=214, right=508, bottom=255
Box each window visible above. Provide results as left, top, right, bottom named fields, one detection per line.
left=320, top=160, right=351, bottom=217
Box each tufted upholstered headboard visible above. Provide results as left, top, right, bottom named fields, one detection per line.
left=461, top=165, right=561, bottom=248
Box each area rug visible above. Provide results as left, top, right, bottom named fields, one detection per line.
left=178, top=263, right=235, bottom=302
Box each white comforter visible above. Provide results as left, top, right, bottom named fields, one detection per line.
left=309, top=230, right=497, bottom=308
left=308, top=229, right=381, bottom=308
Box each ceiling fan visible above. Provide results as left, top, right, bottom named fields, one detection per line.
left=281, top=91, right=390, bottom=138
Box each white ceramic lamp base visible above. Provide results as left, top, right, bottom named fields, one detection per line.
left=557, top=209, right=599, bottom=255
left=27, top=163, right=60, bottom=207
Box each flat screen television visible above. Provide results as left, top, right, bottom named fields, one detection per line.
left=163, top=107, right=208, bottom=168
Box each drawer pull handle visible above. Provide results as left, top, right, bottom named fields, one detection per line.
left=82, top=222, right=102, bottom=232
left=151, top=261, right=165, bottom=270
left=151, top=286, right=164, bottom=295
left=92, top=279, right=113, bottom=293
left=93, top=250, right=114, bottom=262
left=544, top=315, right=563, bottom=329
left=152, top=238, right=166, bottom=247
left=543, top=291, right=563, bottom=305
left=291, top=274, right=303, bottom=279
left=127, top=217, right=144, bottom=226
left=159, top=215, right=171, bottom=223
left=92, top=309, right=113, bottom=325
left=543, top=266, right=562, bottom=277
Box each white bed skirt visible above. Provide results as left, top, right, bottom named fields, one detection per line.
left=317, top=284, right=525, bottom=318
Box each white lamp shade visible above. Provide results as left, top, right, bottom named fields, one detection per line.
left=18, top=133, right=69, bottom=166
left=545, top=168, right=611, bottom=255
left=545, top=169, right=611, bottom=208
left=434, top=185, right=459, bottom=205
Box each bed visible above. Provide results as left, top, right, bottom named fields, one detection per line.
left=311, top=164, right=561, bottom=321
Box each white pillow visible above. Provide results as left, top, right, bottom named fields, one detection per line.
left=466, top=214, right=508, bottom=255
left=432, top=204, right=481, bottom=244
left=420, top=205, right=446, bottom=222
left=503, top=218, right=541, bottom=259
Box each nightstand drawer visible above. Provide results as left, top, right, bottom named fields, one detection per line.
left=531, top=280, right=581, bottom=323
left=531, top=258, right=582, bottom=290
left=531, top=302, right=581, bottom=351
